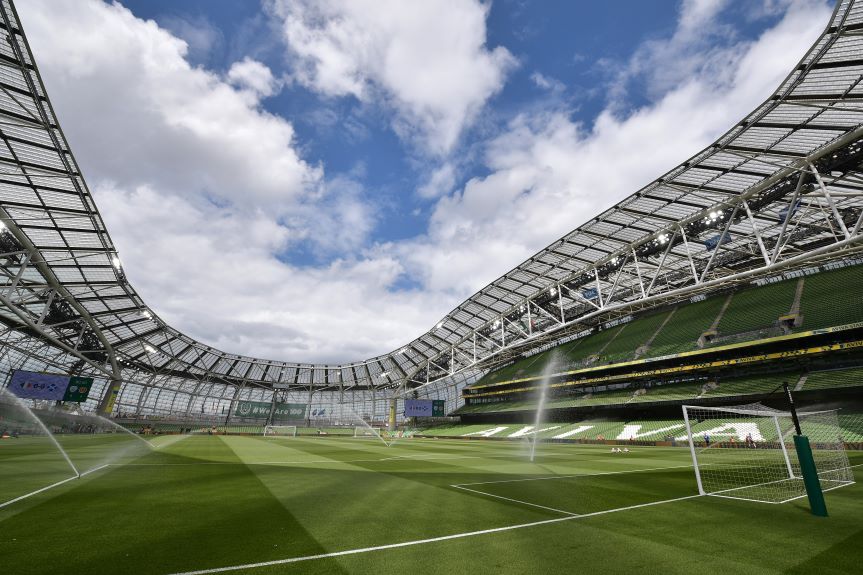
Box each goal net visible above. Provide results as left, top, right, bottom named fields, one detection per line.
left=263, top=425, right=297, bottom=437
left=681, top=403, right=854, bottom=503
left=353, top=426, right=379, bottom=439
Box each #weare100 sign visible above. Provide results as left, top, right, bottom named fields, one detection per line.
left=233, top=401, right=307, bottom=421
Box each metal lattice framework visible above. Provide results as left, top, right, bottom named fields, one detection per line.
left=1, top=0, right=863, bottom=415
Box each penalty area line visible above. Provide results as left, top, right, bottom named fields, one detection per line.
left=165, top=494, right=700, bottom=575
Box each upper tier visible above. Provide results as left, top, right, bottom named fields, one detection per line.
left=472, top=261, right=863, bottom=389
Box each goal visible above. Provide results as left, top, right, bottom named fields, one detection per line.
left=681, top=403, right=854, bottom=504
left=353, top=426, right=379, bottom=439
left=263, top=425, right=297, bottom=437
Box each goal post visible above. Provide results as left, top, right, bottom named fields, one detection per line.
left=681, top=403, right=853, bottom=507
left=263, top=425, right=297, bottom=437
left=353, top=426, right=378, bottom=439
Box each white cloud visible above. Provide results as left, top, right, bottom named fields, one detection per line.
left=95, top=182, right=447, bottom=362
left=530, top=72, right=565, bottom=94
left=392, top=0, right=830, bottom=299
left=227, top=57, right=282, bottom=97
left=20, top=0, right=321, bottom=212
left=160, top=13, right=223, bottom=62
left=268, top=0, right=516, bottom=155
left=16, top=0, right=441, bottom=362
left=417, top=163, right=457, bottom=199
left=14, top=0, right=832, bottom=365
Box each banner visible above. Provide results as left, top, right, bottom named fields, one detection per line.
left=405, top=399, right=446, bottom=417
left=99, top=381, right=121, bottom=414
left=234, top=400, right=307, bottom=420
left=432, top=400, right=445, bottom=417
left=9, top=370, right=93, bottom=402
left=704, top=232, right=733, bottom=251
left=9, top=371, right=68, bottom=400
left=62, top=376, right=93, bottom=402
left=404, top=399, right=433, bottom=417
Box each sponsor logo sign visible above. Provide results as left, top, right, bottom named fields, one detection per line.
left=234, top=401, right=307, bottom=420
left=10, top=370, right=93, bottom=402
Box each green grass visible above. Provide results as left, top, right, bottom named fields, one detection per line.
left=1, top=434, right=862, bottom=575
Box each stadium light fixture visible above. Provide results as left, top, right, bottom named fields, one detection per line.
left=436, top=321, right=444, bottom=329
left=140, top=310, right=152, bottom=319
left=549, top=286, right=557, bottom=296
left=144, top=344, right=156, bottom=354
left=111, top=255, right=122, bottom=269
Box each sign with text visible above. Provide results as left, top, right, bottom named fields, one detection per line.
left=63, top=376, right=93, bottom=402
left=432, top=400, right=445, bottom=417
left=405, top=399, right=446, bottom=417
left=404, top=399, right=432, bottom=417
left=9, top=370, right=93, bottom=402
left=234, top=400, right=307, bottom=421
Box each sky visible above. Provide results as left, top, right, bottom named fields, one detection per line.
left=16, top=0, right=833, bottom=363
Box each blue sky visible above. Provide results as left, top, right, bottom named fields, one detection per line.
left=18, top=0, right=832, bottom=362
left=117, top=0, right=790, bottom=264
left=129, top=1, right=686, bottom=258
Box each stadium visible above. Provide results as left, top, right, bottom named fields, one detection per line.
left=1, top=1, right=863, bottom=574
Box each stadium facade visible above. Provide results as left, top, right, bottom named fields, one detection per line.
left=0, top=0, right=862, bottom=427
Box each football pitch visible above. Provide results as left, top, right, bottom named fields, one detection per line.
left=1, top=435, right=862, bottom=575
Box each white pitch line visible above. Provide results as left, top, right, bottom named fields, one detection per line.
left=152, top=434, right=191, bottom=450
left=450, top=485, right=578, bottom=516
left=0, top=462, right=113, bottom=510
left=0, top=475, right=79, bottom=510
left=115, top=454, right=491, bottom=467
left=79, top=463, right=111, bottom=477
left=165, top=493, right=701, bottom=575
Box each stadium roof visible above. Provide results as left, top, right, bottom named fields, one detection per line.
left=0, top=0, right=863, bottom=394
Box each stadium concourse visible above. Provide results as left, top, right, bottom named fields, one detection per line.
left=2, top=0, right=863, bottom=574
